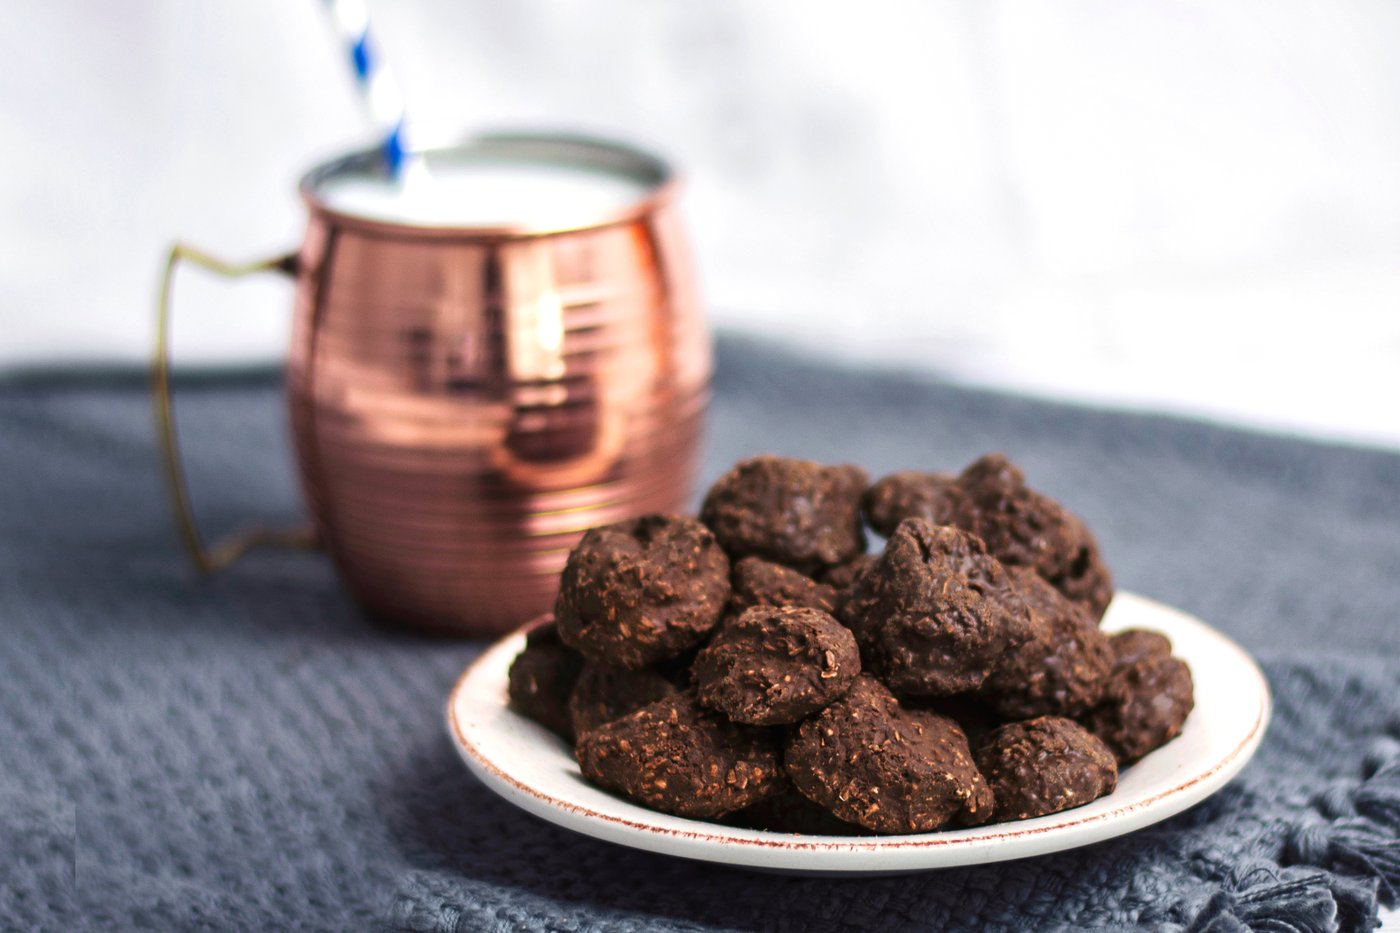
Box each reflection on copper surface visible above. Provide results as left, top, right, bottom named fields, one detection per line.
left=285, top=192, right=707, bottom=636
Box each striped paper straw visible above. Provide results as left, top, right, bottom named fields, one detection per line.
left=323, top=0, right=409, bottom=175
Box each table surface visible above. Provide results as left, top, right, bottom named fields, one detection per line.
left=3, top=335, right=1398, bottom=931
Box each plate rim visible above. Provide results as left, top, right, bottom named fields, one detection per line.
left=446, top=591, right=1271, bottom=871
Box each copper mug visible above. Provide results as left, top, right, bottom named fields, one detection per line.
left=154, top=132, right=710, bottom=636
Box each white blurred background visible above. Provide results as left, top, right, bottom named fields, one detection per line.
left=3, top=0, right=1399, bottom=446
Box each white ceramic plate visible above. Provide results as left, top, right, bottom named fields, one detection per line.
left=446, top=592, right=1270, bottom=875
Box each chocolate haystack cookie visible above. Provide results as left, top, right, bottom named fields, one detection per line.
left=568, top=661, right=680, bottom=739
left=980, top=567, right=1114, bottom=719
left=693, top=606, right=860, bottom=726
left=554, top=514, right=730, bottom=669
left=975, top=716, right=1118, bottom=822
left=507, top=618, right=583, bottom=741
left=728, top=556, right=840, bottom=616
left=785, top=676, right=993, bottom=833
left=575, top=690, right=781, bottom=819
left=700, top=456, right=868, bottom=573
left=1107, top=628, right=1173, bottom=670
left=1084, top=651, right=1194, bottom=763
left=951, top=454, right=1115, bottom=621
left=840, top=519, right=1028, bottom=696
left=862, top=470, right=967, bottom=537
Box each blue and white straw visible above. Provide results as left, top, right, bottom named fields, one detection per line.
left=323, top=0, right=410, bottom=176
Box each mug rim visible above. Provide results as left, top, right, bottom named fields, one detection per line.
left=298, top=129, right=681, bottom=240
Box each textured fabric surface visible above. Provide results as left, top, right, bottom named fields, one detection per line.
left=3, top=336, right=1398, bottom=932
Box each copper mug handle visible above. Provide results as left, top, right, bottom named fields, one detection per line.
left=152, top=243, right=318, bottom=572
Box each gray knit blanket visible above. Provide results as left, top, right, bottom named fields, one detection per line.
left=3, top=337, right=1397, bottom=931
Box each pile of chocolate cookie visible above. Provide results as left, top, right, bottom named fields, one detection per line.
left=508, top=454, right=1194, bottom=834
